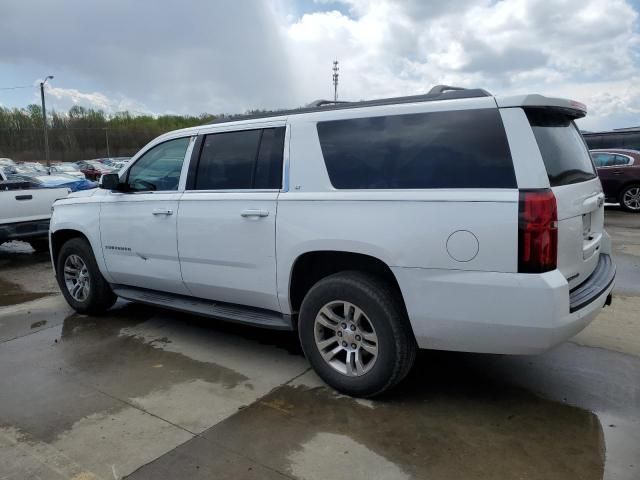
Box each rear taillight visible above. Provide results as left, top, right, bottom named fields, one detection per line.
left=518, top=189, right=558, bottom=273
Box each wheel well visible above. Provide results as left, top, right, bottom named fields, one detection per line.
left=289, top=251, right=405, bottom=314
left=51, top=229, right=90, bottom=268
left=619, top=182, right=640, bottom=194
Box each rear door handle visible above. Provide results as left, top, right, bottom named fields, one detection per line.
left=152, top=208, right=173, bottom=216
left=241, top=209, right=269, bottom=218
left=15, top=194, right=32, bottom=200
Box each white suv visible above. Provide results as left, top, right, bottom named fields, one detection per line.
left=50, top=86, right=616, bottom=397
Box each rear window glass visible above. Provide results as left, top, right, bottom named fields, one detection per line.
left=317, top=109, right=516, bottom=189
left=526, top=109, right=596, bottom=186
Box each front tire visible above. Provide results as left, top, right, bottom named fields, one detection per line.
left=619, top=184, right=640, bottom=213
left=298, top=271, right=416, bottom=397
left=56, top=237, right=116, bottom=314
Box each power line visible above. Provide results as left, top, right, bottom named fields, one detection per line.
left=0, top=85, right=33, bottom=91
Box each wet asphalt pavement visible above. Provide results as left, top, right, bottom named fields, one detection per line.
left=0, top=207, right=638, bottom=480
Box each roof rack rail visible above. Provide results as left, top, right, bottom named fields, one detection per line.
left=429, top=85, right=466, bottom=95
left=306, top=99, right=351, bottom=108
left=206, top=85, right=492, bottom=125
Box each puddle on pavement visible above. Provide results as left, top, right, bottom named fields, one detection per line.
left=58, top=304, right=250, bottom=396
left=0, top=246, right=55, bottom=307
left=31, top=312, right=640, bottom=478
left=2, top=278, right=636, bottom=478
left=0, top=303, right=256, bottom=443
left=206, top=351, right=606, bottom=480
left=0, top=277, right=50, bottom=307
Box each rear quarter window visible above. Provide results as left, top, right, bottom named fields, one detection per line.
left=526, top=109, right=596, bottom=186
left=317, top=109, right=516, bottom=189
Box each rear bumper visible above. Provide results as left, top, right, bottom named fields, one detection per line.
left=392, top=255, right=615, bottom=355
left=0, top=219, right=50, bottom=243
left=569, top=254, right=615, bottom=313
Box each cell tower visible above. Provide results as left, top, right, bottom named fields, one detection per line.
left=332, top=60, right=339, bottom=101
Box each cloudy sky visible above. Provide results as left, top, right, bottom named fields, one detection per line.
left=0, top=0, right=638, bottom=130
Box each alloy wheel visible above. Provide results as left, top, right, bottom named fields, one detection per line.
left=63, top=254, right=91, bottom=302
left=313, top=300, right=378, bottom=376
left=622, top=187, right=640, bottom=211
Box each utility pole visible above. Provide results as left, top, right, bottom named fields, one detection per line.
left=104, top=128, right=110, bottom=158
left=332, top=60, right=339, bottom=102
left=40, top=75, right=54, bottom=168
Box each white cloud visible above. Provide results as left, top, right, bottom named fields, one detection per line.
left=0, top=0, right=638, bottom=130
left=42, top=86, right=150, bottom=116
left=284, top=0, right=640, bottom=129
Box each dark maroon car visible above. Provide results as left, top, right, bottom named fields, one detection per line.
left=75, top=160, right=113, bottom=181
left=591, top=149, right=640, bottom=212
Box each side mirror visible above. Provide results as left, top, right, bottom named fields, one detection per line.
left=100, top=173, right=122, bottom=190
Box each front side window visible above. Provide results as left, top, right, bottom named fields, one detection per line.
left=317, top=109, right=516, bottom=189
left=126, top=137, right=190, bottom=191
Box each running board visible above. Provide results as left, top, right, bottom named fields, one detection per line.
left=111, top=285, right=294, bottom=331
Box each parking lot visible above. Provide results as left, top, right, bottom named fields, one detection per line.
left=0, top=207, right=638, bottom=480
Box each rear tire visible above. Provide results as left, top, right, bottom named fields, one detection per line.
left=619, top=185, right=640, bottom=213
left=298, top=271, right=416, bottom=397
left=56, top=237, right=116, bottom=314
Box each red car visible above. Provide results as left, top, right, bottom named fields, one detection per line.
left=75, top=160, right=114, bottom=181
left=591, top=149, right=640, bottom=212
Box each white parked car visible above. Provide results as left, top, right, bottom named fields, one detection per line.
left=48, top=163, right=86, bottom=179
left=1, top=179, right=68, bottom=252
left=50, top=86, right=615, bottom=397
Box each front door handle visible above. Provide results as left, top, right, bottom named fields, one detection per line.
left=241, top=209, right=269, bottom=218
left=152, top=208, right=173, bottom=216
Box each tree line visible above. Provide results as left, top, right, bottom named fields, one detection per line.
left=0, top=105, right=218, bottom=162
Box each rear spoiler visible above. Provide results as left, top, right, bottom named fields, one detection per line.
left=495, top=94, right=587, bottom=119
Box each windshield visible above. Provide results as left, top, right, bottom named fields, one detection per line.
left=526, top=109, right=596, bottom=186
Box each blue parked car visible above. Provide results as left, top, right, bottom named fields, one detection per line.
left=30, top=174, right=97, bottom=192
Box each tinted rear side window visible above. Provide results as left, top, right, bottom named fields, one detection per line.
left=194, top=127, right=285, bottom=190
left=255, top=127, right=285, bottom=189
left=317, top=109, right=516, bottom=189
left=526, top=109, right=596, bottom=186
left=196, top=130, right=261, bottom=190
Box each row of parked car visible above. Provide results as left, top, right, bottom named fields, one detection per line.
left=73, top=157, right=130, bottom=181
left=0, top=156, right=130, bottom=252
left=0, top=157, right=130, bottom=193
